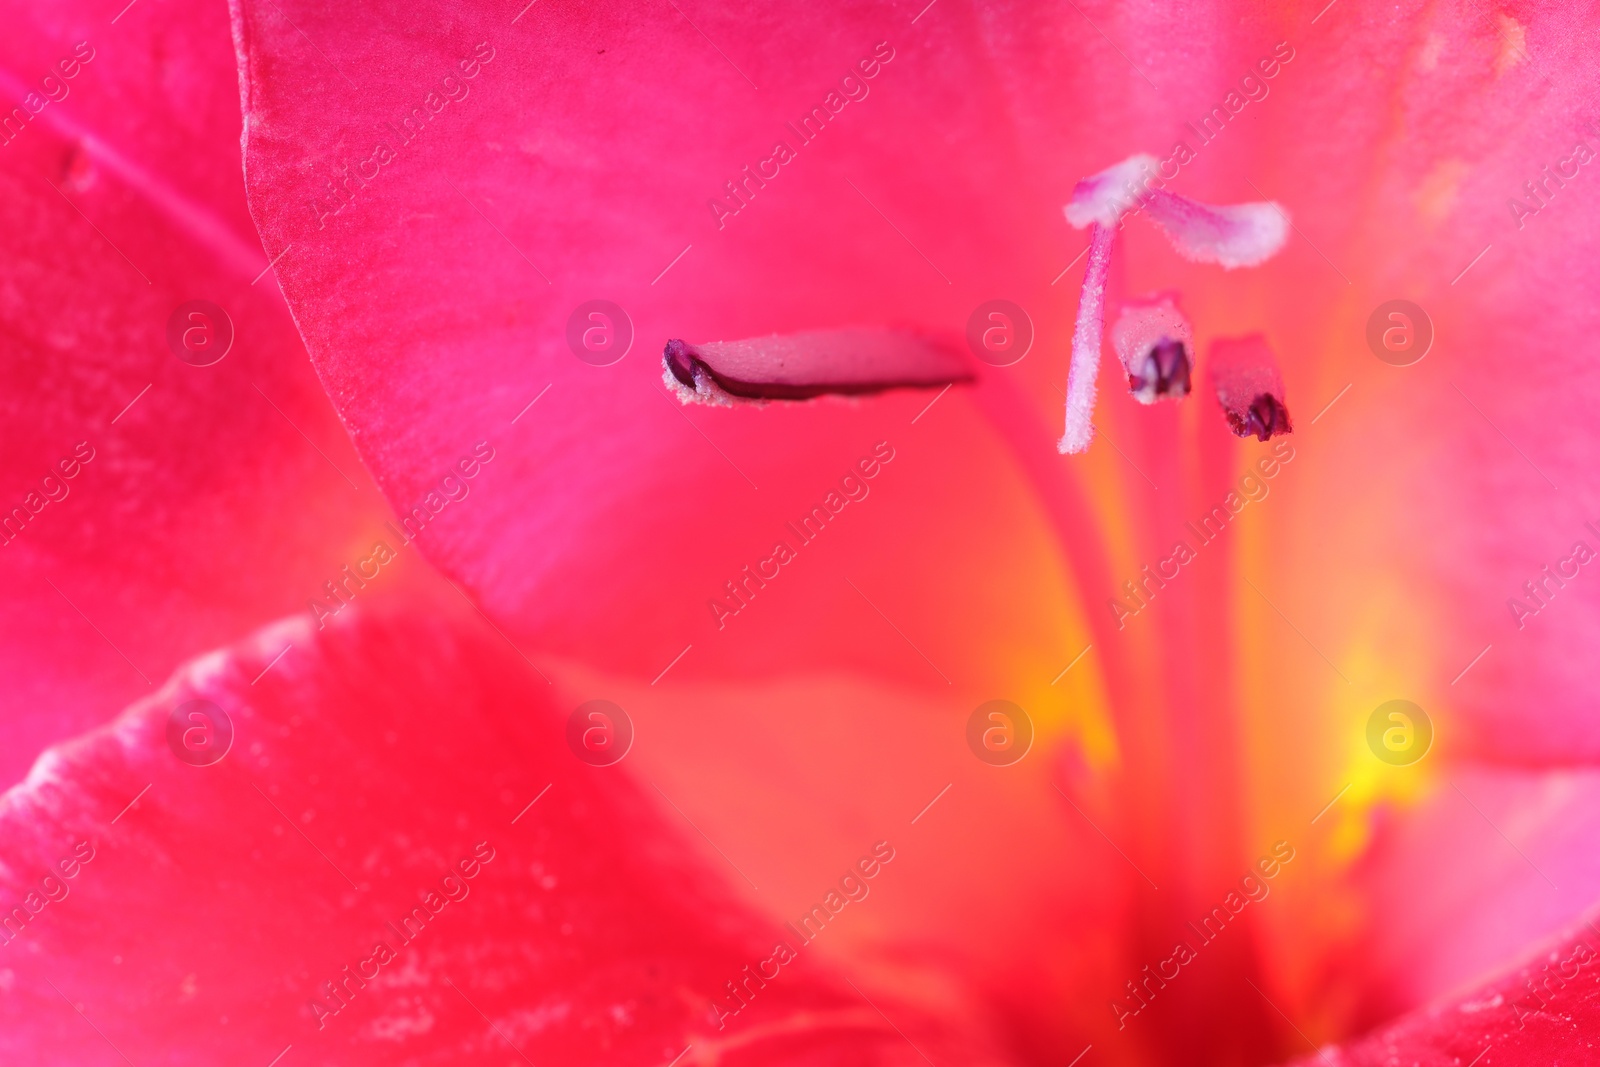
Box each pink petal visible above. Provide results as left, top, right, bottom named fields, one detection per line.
left=1326, top=767, right=1600, bottom=1034
left=225, top=0, right=1600, bottom=1059
left=1277, top=906, right=1600, bottom=1067
left=0, top=0, right=381, bottom=789
left=0, top=579, right=1001, bottom=1064
left=983, top=3, right=1600, bottom=1045
left=227, top=0, right=1083, bottom=693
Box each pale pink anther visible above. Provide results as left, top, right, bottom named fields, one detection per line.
left=1112, top=295, right=1193, bottom=404
left=663, top=328, right=972, bottom=405
left=1208, top=334, right=1293, bottom=441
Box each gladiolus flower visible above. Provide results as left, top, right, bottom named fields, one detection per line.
left=3, top=2, right=1600, bottom=1066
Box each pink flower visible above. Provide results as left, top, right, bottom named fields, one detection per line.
left=2, top=1, right=1599, bottom=1064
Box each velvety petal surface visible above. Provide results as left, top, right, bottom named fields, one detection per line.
left=0, top=568, right=1006, bottom=1065
left=228, top=0, right=1600, bottom=1064
left=0, top=0, right=382, bottom=789
left=230, top=13, right=1144, bottom=1057
left=1283, top=904, right=1600, bottom=1067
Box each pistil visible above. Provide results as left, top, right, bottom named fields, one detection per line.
left=1058, top=154, right=1288, bottom=453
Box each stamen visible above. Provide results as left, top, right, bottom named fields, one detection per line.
left=1058, top=154, right=1288, bottom=455
left=1208, top=335, right=1293, bottom=441
left=1112, top=296, right=1193, bottom=404
left=1058, top=223, right=1116, bottom=453
left=662, top=329, right=972, bottom=406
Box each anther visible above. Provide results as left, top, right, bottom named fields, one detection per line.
left=1208, top=335, right=1293, bottom=441
left=1112, top=297, right=1193, bottom=404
